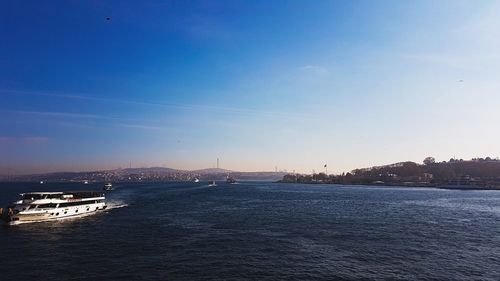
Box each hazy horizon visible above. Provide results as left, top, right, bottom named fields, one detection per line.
left=2, top=1, right=499, bottom=175
left=3, top=155, right=499, bottom=177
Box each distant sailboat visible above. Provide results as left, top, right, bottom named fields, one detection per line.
left=208, top=180, right=217, bottom=187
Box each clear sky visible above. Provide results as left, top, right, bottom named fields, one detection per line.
left=1, top=0, right=499, bottom=175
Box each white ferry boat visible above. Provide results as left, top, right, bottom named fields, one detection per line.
left=1, top=191, right=106, bottom=225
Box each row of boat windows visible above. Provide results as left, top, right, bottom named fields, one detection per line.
left=50, top=206, right=100, bottom=216
left=22, top=192, right=104, bottom=200
left=22, top=194, right=61, bottom=200
left=27, top=200, right=104, bottom=209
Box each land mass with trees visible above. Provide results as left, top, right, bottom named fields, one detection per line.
left=280, top=157, right=500, bottom=190
left=0, top=168, right=286, bottom=183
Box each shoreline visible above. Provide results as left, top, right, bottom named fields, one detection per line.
left=277, top=181, right=500, bottom=191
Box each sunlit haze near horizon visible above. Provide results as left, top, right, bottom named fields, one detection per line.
left=1, top=0, right=500, bottom=175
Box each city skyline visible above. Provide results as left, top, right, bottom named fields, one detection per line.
left=1, top=1, right=500, bottom=175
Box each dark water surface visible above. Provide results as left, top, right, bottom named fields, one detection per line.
left=1, top=182, right=500, bottom=281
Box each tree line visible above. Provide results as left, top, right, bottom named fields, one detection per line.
left=280, top=157, right=500, bottom=187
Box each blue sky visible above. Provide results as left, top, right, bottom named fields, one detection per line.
left=1, top=0, right=499, bottom=174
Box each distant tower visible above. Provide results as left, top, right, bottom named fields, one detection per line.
left=217, top=158, right=219, bottom=169
left=275, top=166, right=278, bottom=173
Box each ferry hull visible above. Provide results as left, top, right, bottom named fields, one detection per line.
left=4, top=204, right=107, bottom=225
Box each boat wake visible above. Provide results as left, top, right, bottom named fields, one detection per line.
left=106, top=202, right=128, bottom=210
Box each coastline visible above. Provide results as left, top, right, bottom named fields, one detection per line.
left=277, top=181, right=500, bottom=191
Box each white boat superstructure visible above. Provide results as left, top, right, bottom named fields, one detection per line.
left=103, top=183, right=114, bottom=191
left=1, top=191, right=107, bottom=225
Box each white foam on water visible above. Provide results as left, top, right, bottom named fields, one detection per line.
left=105, top=202, right=129, bottom=210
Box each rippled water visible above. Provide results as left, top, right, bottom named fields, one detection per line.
left=1, top=182, right=500, bottom=280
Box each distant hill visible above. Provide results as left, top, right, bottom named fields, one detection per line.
left=1, top=166, right=286, bottom=182
left=116, top=167, right=181, bottom=174
left=280, top=157, right=500, bottom=188
left=191, top=168, right=234, bottom=174
left=227, top=171, right=288, bottom=181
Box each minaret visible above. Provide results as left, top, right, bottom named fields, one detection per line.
left=217, top=158, right=219, bottom=169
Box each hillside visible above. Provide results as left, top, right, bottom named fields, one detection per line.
left=1, top=166, right=285, bottom=182
left=281, top=157, right=500, bottom=189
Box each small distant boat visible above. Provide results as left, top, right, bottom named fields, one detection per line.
left=208, top=180, right=217, bottom=187
left=226, top=175, right=237, bottom=184
left=39, top=181, right=44, bottom=185
left=103, top=183, right=113, bottom=191
left=83, top=180, right=89, bottom=185
left=193, top=178, right=200, bottom=183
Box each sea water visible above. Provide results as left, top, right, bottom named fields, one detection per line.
left=1, top=182, right=499, bottom=280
